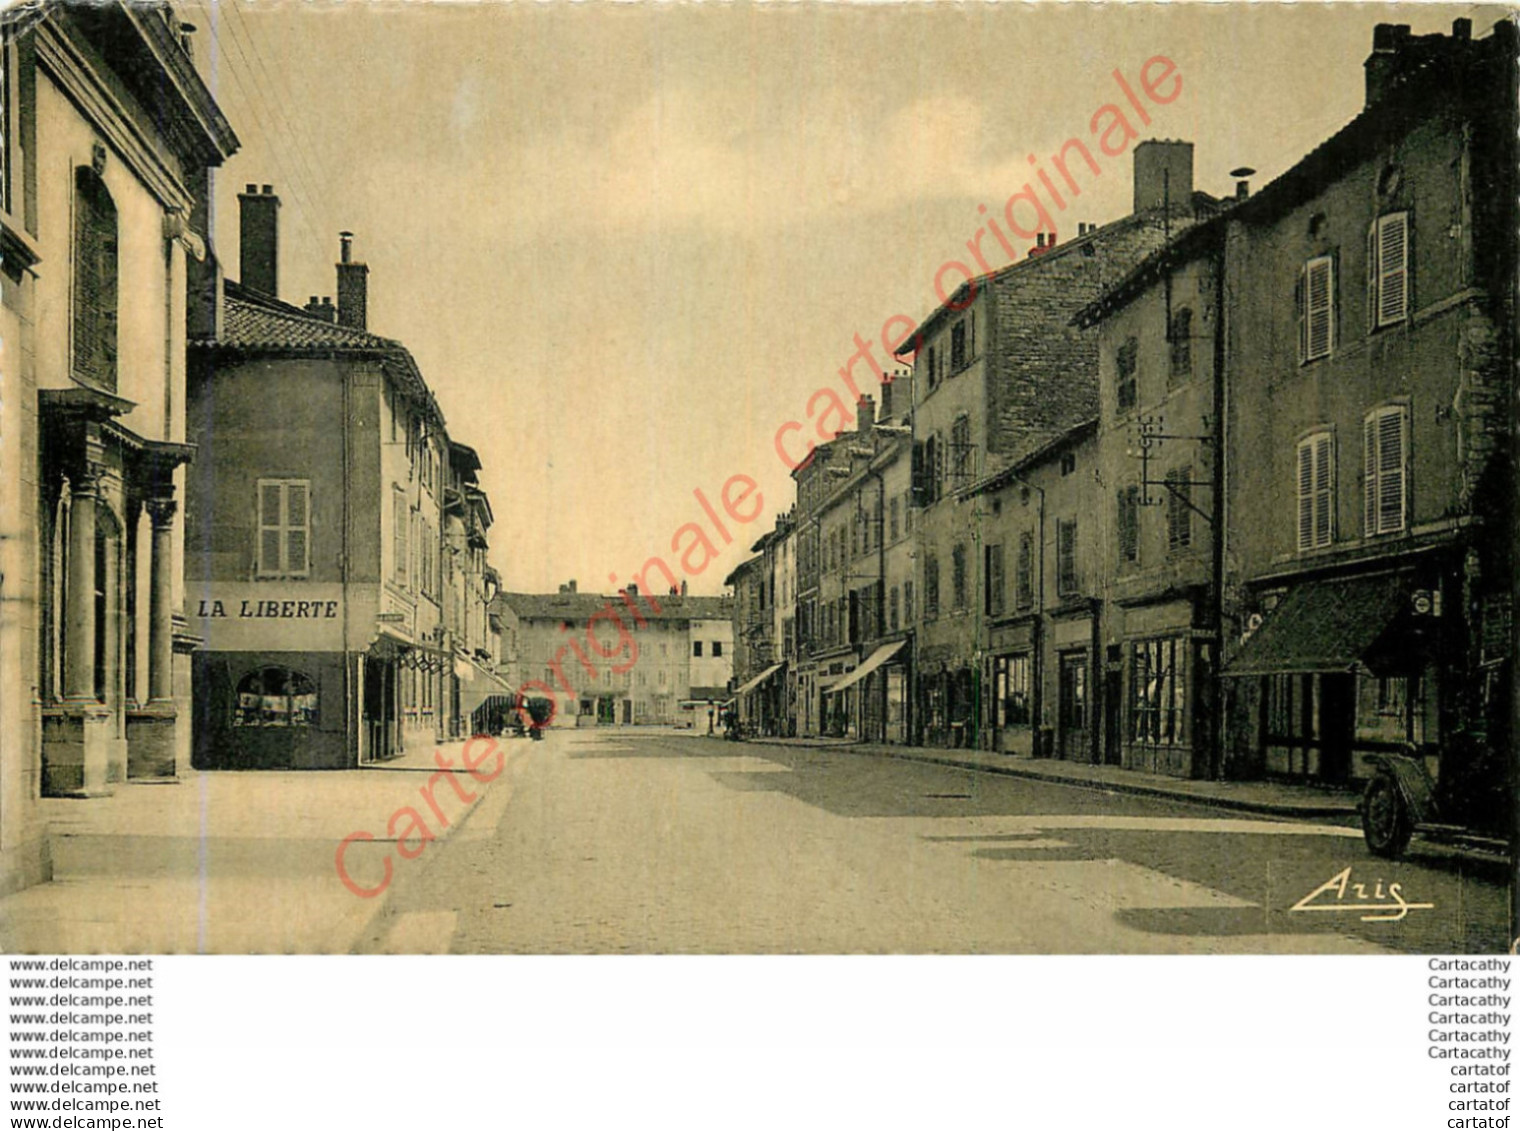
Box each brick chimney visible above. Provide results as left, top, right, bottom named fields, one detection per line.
left=238, top=184, right=280, bottom=297
left=336, top=231, right=369, bottom=330
left=879, top=377, right=894, bottom=421
left=1364, top=21, right=1489, bottom=108
left=1132, top=140, right=1193, bottom=215
left=856, top=394, right=875, bottom=435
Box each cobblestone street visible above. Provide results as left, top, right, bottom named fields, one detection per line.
left=357, top=729, right=1510, bottom=954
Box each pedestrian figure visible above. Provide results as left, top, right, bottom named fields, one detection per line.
left=707, top=705, right=715, bottom=735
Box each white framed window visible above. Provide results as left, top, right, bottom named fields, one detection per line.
left=1363, top=404, right=1408, bottom=537
left=1368, top=212, right=1410, bottom=329
left=257, top=479, right=311, bottom=578
left=1296, top=432, right=1335, bottom=552
left=1298, top=255, right=1335, bottom=363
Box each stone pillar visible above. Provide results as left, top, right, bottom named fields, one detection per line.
left=127, top=497, right=180, bottom=779
left=102, top=523, right=126, bottom=784
left=42, top=471, right=112, bottom=797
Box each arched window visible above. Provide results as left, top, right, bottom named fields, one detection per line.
left=73, top=167, right=118, bottom=390
left=234, top=667, right=318, bottom=728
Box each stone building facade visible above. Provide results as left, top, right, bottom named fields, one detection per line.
left=0, top=3, right=236, bottom=892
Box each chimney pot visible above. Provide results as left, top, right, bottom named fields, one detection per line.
left=245, top=183, right=256, bottom=194
left=261, top=184, right=273, bottom=194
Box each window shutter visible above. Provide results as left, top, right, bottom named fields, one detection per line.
left=1313, top=433, right=1333, bottom=548
left=1296, top=269, right=1307, bottom=364
left=1297, top=441, right=1315, bottom=552
left=1377, top=407, right=1406, bottom=533
left=1363, top=414, right=1378, bottom=536
left=285, top=483, right=309, bottom=575
left=1305, top=257, right=1334, bottom=360
left=1377, top=213, right=1409, bottom=326
left=1366, top=222, right=1379, bottom=331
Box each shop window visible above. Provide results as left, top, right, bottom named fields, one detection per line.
left=995, top=653, right=1031, bottom=726
left=234, top=667, right=318, bottom=728
left=1131, top=638, right=1186, bottom=747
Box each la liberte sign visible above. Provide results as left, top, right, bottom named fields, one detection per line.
left=197, top=598, right=340, bottom=619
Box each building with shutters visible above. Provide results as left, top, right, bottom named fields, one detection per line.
left=899, top=140, right=1220, bottom=749
left=186, top=189, right=508, bottom=768
left=498, top=584, right=731, bottom=728
left=1216, top=19, right=1515, bottom=794
left=0, top=3, right=237, bottom=892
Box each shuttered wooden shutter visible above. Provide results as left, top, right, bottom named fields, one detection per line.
left=1305, top=257, right=1334, bottom=360
left=258, top=483, right=283, bottom=575
left=1364, top=406, right=1408, bottom=535
left=1376, top=407, right=1406, bottom=533
left=1297, top=440, right=1315, bottom=552
left=1312, top=433, right=1333, bottom=548
left=285, top=482, right=309, bottom=575
left=1376, top=212, right=1409, bottom=326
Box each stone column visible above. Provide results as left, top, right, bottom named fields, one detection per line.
left=62, top=473, right=99, bottom=704
left=42, top=469, right=112, bottom=797
left=147, top=498, right=175, bottom=704
left=126, top=496, right=180, bottom=780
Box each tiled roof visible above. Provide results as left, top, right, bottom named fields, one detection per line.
left=194, top=283, right=404, bottom=353
left=497, top=591, right=732, bottom=623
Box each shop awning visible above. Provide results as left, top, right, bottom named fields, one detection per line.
left=733, top=662, right=785, bottom=697
left=1224, top=573, right=1415, bottom=677
left=824, top=640, right=907, bottom=694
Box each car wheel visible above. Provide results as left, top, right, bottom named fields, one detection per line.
left=1362, top=773, right=1412, bottom=859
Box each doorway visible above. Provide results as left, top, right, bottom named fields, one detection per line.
left=1058, top=651, right=1090, bottom=762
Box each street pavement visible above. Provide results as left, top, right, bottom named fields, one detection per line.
left=356, top=728, right=1511, bottom=954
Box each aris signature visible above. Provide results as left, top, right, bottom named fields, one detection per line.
left=1290, top=866, right=1434, bottom=923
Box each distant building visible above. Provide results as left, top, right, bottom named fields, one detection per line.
left=499, top=584, right=732, bottom=727
left=0, top=3, right=236, bottom=892
left=186, top=195, right=508, bottom=768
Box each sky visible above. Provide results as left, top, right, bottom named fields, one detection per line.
left=178, top=0, right=1505, bottom=596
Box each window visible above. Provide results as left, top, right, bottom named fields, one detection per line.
left=1115, top=337, right=1138, bottom=412
left=1131, top=638, right=1187, bottom=747
left=257, top=480, right=311, bottom=578
left=984, top=543, right=1006, bottom=616
left=889, top=585, right=900, bottom=631
left=392, top=488, right=408, bottom=587
left=889, top=496, right=900, bottom=543
left=1298, top=255, right=1335, bottom=363
left=1060, top=452, right=1076, bottom=476
left=994, top=654, right=1032, bottom=726
left=712, top=641, right=722, bottom=658
left=927, top=345, right=940, bottom=391
left=951, top=415, right=972, bottom=480
left=234, top=667, right=318, bottom=728
left=1169, top=307, right=1193, bottom=386
left=1118, top=485, right=1140, bottom=564
left=1363, top=404, right=1408, bottom=536
left=1296, top=432, right=1334, bottom=552
left=951, top=320, right=967, bottom=371
left=1016, top=531, right=1034, bottom=610
left=72, top=168, right=119, bottom=391
left=951, top=543, right=967, bottom=610
left=1369, top=212, right=1409, bottom=329
left=1166, top=467, right=1192, bottom=554
left=1056, top=520, right=1078, bottom=597
left=693, top=641, right=703, bottom=658
left=924, top=555, right=940, bottom=619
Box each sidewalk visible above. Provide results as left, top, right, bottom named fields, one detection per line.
left=762, top=737, right=1362, bottom=821
left=0, top=737, right=524, bottom=955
